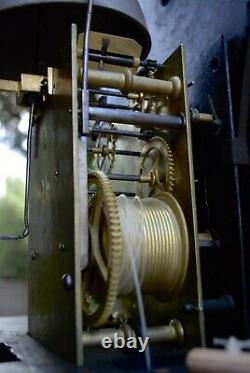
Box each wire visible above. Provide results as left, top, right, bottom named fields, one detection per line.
left=81, top=0, right=94, bottom=134
left=0, top=102, right=34, bottom=240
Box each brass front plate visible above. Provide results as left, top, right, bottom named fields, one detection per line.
left=28, top=25, right=83, bottom=365
left=144, top=45, right=205, bottom=347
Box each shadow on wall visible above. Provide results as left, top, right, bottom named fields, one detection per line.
left=0, top=91, right=28, bottom=317
left=0, top=178, right=28, bottom=316
left=0, top=279, right=27, bottom=316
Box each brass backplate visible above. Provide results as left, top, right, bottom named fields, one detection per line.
left=28, top=25, right=83, bottom=365
left=144, top=45, right=205, bottom=347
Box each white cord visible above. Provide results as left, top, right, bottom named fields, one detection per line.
left=117, top=195, right=146, bottom=294
left=117, top=194, right=151, bottom=371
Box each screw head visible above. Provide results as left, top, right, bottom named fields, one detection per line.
left=59, top=242, right=65, bottom=252
left=41, top=179, right=45, bottom=192
left=187, top=80, right=195, bottom=88
left=31, top=252, right=39, bottom=260
left=170, top=319, right=184, bottom=345
left=62, top=274, right=74, bottom=290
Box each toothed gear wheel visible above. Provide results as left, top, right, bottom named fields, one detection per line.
left=139, top=136, right=175, bottom=196
left=95, top=123, right=117, bottom=173
left=82, top=170, right=122, bottom=327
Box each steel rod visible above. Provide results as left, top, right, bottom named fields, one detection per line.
left=112, top=149, right=140, bottom=156
left=89, top=107, right=183, bottom=129
left=89, top=102, right=133, bottom=111
left=108, top=174, right=141, bottom=182
left=199, top=239, right=220, bottom=248
left=203, top=295, right=234, bottom=314
left=88, top=88, right=127, bottom=98
left=90, top=127, right=152, bottom=139
left=88, top=190, right=135, bottom=197
left=88, top=52, right=161, bottom=69
left=89, top=52, right=134, bottom=68
left=107, top=174, right=151, bottom=183
left=88, top=148, right=140, bottom=157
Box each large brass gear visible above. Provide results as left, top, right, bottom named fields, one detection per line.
left=82, top=170, right=123, bottom=327
left=139, top=136, right=175, bottom=197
